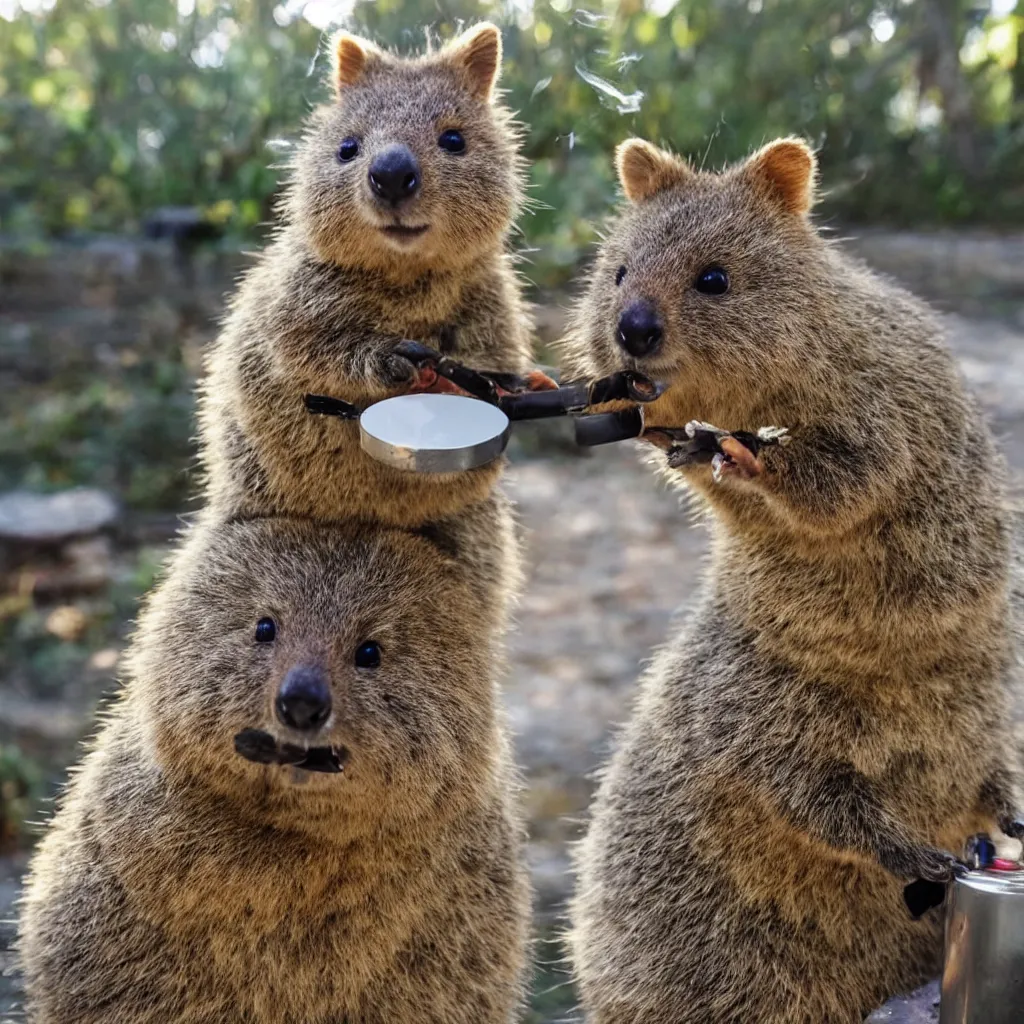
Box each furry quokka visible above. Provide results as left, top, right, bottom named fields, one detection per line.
left=18, top=518, right=530, bottom=1024
left=562, top=136, right=1024, bottom=1022
left=199, top=22, right=532, bottom=529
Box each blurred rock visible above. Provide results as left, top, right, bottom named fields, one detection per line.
left=0, top=489, right=118, bottom=546
left=863, top=979, right=941, bottom=1023
left=26, top=536, right=115, bottom=598
left=87, top=648, right=119, bottom=671
left=0, top=693, right=89, bottom=741
left=44, top=605, right=88, bottom=642
left=142, top=206, right=222, bottom=247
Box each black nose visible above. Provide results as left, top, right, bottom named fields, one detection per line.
left=275, top=666, right=332, bottom=732
left=617, top=299, right=663, bottom=358
left=368, top=145, right=421, bottom=204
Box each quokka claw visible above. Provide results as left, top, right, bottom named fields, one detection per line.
left=663, top=421, right=789, bottom=480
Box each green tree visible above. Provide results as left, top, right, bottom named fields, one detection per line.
left=1, top=0, right=1021, bottom=280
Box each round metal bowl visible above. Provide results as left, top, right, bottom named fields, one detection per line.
left=359, top=393, right=511, bottom=474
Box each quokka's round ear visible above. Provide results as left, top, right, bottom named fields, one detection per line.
left=615, top=138, right=693, bottom=203
left=443, top=22, right=502, bottom=101
left=332, top=31, right=385, bottom=94
left=740, top=137, right=818, bottom=215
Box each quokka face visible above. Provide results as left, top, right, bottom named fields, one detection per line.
left=287, top=23, right=522, bottom=276
left=563, top=137, right=830, bottom=423
left=128, top=519, right=499, bottom=822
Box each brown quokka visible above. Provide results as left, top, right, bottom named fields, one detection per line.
left=18, top=517, right=530, bottom=1023
left=561, top=136, right=1024, bottom=1022
left=199, top=22, right=533, bottom=530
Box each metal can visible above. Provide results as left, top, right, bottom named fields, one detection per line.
left=939, top=860, right=1024, bottom=1023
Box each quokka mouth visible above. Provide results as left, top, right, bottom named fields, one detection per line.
left=233, top=728, right=348, bottom=774
left=381, top=224, right=430, bottom=241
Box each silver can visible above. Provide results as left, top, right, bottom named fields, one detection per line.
left=940, top=864, right=1024, bottom=1023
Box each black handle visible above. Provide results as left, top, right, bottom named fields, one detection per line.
left=574, top=407, right=645, bottom=446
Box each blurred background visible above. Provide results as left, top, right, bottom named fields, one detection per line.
left=1, top=0, right=1023, bottom=1019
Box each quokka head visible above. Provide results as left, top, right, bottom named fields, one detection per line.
left=287, top=23, right=523, bottom=278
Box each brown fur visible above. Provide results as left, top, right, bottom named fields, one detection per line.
left=198, top=23, right=532, bottom=529
left=562, top=137, right=1023, bottom=1023
left=18, top=518, right=530, bottom=1023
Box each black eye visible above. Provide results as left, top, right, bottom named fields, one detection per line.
left=694, top=266, right=729, bottom=295
left=354, top=640, right=381, bottom=669
left=255, top=617, right=276, bottom=643
left=615, top=265, right=626, bottom=286
left=337, top=137, right=360, bottom=162
left=438, top=129, right=465, bottom=154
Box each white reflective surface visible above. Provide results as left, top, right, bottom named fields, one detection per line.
left=361, top=394, right=508, bottom=449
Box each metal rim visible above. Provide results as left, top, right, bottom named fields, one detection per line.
left=359, top=394, right=511, bottom=474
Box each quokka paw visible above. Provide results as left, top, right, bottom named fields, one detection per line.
left=907, top=846, right=969, bottom=883
left=524, top=368, right=560, bottom=392
left=666, top=421, right=789, bottom=482
left=381, top=352, right=419, bottom=388
left=393, top=355, right=464, bottom=396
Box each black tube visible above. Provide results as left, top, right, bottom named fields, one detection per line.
left=574, top=407, right=645, bottom=446
left=234, top=728, right=348, bottom=774
left=587, top=371, right=665, bottom=406
left=234, top=728, right=281, bottom=764
left=500, top=383, right=589, bottom=420
left=304, top=393, right=361, bottom=419
left=435, top=357, right=499, bottom=403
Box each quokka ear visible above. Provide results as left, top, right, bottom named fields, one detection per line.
left=443, top=22, right=502, bottom=101
left=615, top=138, right=694, bottom=203
left=332, top=31, right=385, bottom=93
left=741, top=137, right=817, bottom=215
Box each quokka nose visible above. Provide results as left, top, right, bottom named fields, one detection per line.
left=275, top=665, right=332, bottom=732
left=368, top=145, right=421, bottom=204
left=617, top=299, right=664, bottom=359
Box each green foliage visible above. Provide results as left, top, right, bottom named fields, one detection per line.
left=1, top=0, right=1022, bottom=277
left=0, top=0, right=326, bottom=236
left=0, top=347, right=197, bottom=509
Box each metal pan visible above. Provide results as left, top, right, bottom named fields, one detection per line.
left=359, top=393, right=511, bottom=474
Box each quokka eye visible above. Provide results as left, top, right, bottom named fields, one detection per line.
left=694, top=266, right=729, bottom=296
left=438, top=129, right=466, bottom=154
left=255, top=617, right=277, bottom=643
left=615, top=265, right=627, bottom=286
left=337, top=137, right=360, bottom=162
left=354, top=639, right=382, bottom=669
